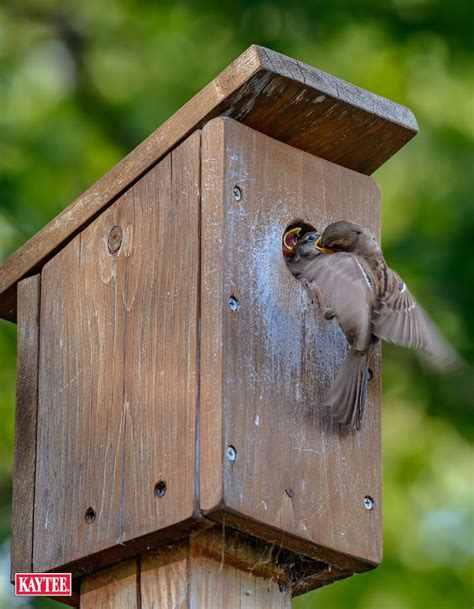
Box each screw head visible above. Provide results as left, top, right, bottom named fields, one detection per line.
left=232, top=186, right=242, bottom=201
left=228, top=296, right=240, bottom=312
left=107, top=225, right=123, bottom=254
left=84, top=507, right=96, bottom=524
left=154, top=480, right=167, bottom=498
left=364, top=496, right=375, bottom=510
left=226, top=446, right=237, bottom=461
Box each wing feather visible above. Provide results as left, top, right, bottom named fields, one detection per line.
left=373, top=269, right=459, bottom=369
left=298, top=252, right=372, bottom=350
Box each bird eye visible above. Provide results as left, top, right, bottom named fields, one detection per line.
left=306, top=234, right=317, bottom=242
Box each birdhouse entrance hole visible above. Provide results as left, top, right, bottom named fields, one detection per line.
left=282, top=220, right=318, bottom=270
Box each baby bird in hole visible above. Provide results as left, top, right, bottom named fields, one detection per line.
left=284, top=220, right=459, bottom=430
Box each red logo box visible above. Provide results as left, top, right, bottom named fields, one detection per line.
left=15, top=573, right=72, bottom=596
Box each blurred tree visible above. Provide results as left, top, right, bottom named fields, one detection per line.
left=0, top=1, right=472, bottom=607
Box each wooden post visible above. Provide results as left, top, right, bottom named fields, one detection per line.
left=80, top=530, right=293, bottom=608
left=2, top=46, right=417, bottom=606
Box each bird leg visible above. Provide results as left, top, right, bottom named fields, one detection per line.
left=300, top=278, right=335, bottom=320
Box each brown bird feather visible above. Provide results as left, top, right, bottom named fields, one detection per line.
left=286, top=221, right=459, bottom=430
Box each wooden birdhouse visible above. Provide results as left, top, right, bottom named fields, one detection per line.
left=2, top=46, right=417, bottom=607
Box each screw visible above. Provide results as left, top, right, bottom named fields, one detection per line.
left=107, top=225, right=123, bottom=254
left=285, top=488, right=295, bottom=498
left=232, top=186, right=242, bottom=201
left=84, top=507, right=96, bottom=524
left=226, top=446, right=237, bottom=462
left=228, top=296, right=240, bottom=312
left=154, top=480, right=167, bottom=498
left=364, top=496, right=375, bottom=510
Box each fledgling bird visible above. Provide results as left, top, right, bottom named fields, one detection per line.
left=284, top=221, right=459, bottom=430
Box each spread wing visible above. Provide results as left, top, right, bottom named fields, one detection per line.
left=299, top=252, right=373, bottom=350
left=373, top=269, right=460, bottom=370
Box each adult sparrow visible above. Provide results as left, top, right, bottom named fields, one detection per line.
left=284, top=221, right=459, bottom=430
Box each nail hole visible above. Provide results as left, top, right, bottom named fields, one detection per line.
left=232, top=186, right=242, bottom=201
left=108, top=225, right=123, bottom=254
left=228, top=296, right=240, bottom=312
left=364, top=496, right=375, bottom=510
left=285, top=488, right=295, bottom=498
left=154, top=480, right=167, bottom=498
left=84, top=507, right=96, bottom=524
left=226, top=446, right=237, bottom=461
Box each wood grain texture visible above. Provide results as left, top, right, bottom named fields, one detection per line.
left=33, top=132, right=201, bottom=574
left=11, top=275, right=40, bottom=578
left=78, top=526, right=343, bottom=606
left=141, top=543, right=189, bottom=609
left=80, top=560, right=138, bottom=609
left=140, top=528, right=291, bottom=609
left=200, top=117, right=382, bottom=571
left=0, top=45, right=417, bottom=321
left=188, top=556, right=290, bottom=609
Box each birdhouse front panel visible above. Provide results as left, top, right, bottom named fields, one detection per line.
left=200, top=117, right=382, bottom=568
left=32, top=132, right=201, bottom=573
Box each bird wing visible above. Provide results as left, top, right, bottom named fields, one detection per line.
left=373, top=268, right=460, bottom=369
left=300, top=252, right=373, bottom=350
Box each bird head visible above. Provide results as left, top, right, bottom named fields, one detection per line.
left=282, top=227, right=302, bottom=256
left=316, top=220, right=381, bottom=256
left=293, top=230, right=321, bottom=259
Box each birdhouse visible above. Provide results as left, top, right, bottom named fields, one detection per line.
left=2, top=46, right=417, bottom=607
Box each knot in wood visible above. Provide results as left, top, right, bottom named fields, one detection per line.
left=107, top=225, right=123, bottom=254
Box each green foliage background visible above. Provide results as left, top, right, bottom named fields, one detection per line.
left=0, top=1, right=472, bottom=607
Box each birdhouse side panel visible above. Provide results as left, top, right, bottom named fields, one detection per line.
left=32, top=132, right=201, bottom=573
left=11, top=275, right=41, bottom=579
left=200, top=117, right=382, bottom=568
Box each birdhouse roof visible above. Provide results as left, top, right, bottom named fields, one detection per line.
left=0, top=45, right=417, bottom=321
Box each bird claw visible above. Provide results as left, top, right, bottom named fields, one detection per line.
left=301, top=279, right=333, bottom=320
left=323, top=308, right=336, bottom=320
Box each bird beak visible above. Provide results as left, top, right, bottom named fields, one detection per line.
left=283, top=227, right=301, bottom=256
left=314, top=236, right=334, bottom=254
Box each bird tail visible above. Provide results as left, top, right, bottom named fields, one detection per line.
left=323, top=348, right=370, bottom=430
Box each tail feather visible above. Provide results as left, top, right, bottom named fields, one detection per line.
left=323, top=348, right=370, bottom=430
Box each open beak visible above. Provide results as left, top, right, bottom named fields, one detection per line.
left=283, top=227, right=302, bottom=256
left=315, top=236, right=334, bottom=254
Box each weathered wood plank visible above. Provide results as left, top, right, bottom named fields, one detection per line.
left=200, top=121, right=226, bottom=514
left=11, top=275, right=40, bottom=578
left=0, top=45, right=417, bottom=321
left=80, top=560, right=139, bottom=609
left=34, top=188, right=130, bottom=572
left=188, top=555, right=290, bottom=609
left=141, top=543, right=188, bottom=609
left=200, top=117, right=382, bottom=571
left=33, top=133, right=201, bottom=574
left=121, top=132, right=201, bottom=540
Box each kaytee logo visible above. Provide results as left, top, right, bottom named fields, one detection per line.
left=15, top=573, right=72, bottom=596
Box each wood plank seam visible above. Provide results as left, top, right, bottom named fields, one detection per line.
left=136, top=556, right=142, bottom=609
